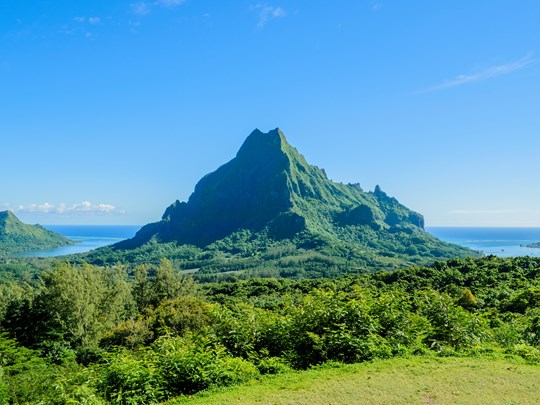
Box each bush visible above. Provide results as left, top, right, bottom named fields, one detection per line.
left=98, top=350, right=163, bottom=404
left=456, top=289, right=479, bottom=310
left=156, top=336, right=259, bottom=395
left=153, top=296, right=213, bottom=337
left=524, top=309, right=540, bottom=347
left=284, top=289, right=386, bottom=367
left=98, top=336, right=261, bottom=401
left=0, top=334, right=99, bottom=403
left=416, top=290, right=488, bottom=351
left=256, top=356, right=292, bottom=374
left=39, top=339, right=76, bottom=365
left=508, top=344, right=540, bottom=363
left=100, top=319, right=154, bottom=350
left=504, top=287, right=540, bottom=313
left=211, top=303, right=285, bottom=359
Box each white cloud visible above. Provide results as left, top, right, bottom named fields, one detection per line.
left=131, top=0, right=185, bottom=16
left=420, top=54, right=537, bottom=93
left=74, top=16, right=101, bottom=25
left=14, top=201, right=125, bottom=216
left=68, top=16, right=101, bottom=38
left=156, top=0, right=186, bottom=7
left=251, top=4, right=286, bottom=28
left=16, top=203, right=56, bottom=214
left=131, top=2, right=151, bottom=15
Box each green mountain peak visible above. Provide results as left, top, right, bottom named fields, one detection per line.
left=113, top=128, right=473, bottom=273
left=0, top=210, right=27, bottom=232
left=0, top=210, right=74, bottom=256
left=0, top=210, right=16, bottom=221
left=235, top=128, right=287, bottom=158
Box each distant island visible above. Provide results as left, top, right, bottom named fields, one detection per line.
left=85, top=128, right=478, bottom=276
left=0, top=210, right=74, bottom=256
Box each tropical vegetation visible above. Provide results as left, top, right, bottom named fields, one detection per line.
left=0, top=255, right=538, bottom=403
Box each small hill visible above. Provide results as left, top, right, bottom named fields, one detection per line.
left=0, top=210, right=74, bottom=256
left=88, top=128, right=477, bottom=277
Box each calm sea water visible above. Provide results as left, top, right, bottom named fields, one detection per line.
left=17, top=225, right=540, bottom=258
left=18, top=225, right=141, bottom=257
left=427, top=227, right=540, bottom=258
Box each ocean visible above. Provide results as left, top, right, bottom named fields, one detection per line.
left=427, top=227, right=540, bottom=258
left=17, top=225, right=540, bottom=258
left=18, top=225, right=141, bottom=257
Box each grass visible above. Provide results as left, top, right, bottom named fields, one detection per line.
left=167, top=356, right=540, bottom=405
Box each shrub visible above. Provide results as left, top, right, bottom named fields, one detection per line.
left=211, top=303, right=285, bottom=359
left=524, top=309, right=540, bottom=347
left=504, top=287, right=540, bottom=313
left=256, top=356, right=292, bottom=374
left=39, top=339, right=76, bottom=365
left=0, top=335, right=86, bottom=403
left=456, top=289, right=479, bottom=310
left=153, top=296, right=213, bottom=337
left=98, top=350, right=163, bottom=404
left=155, top=336, right=259, bottom=395
left=509, top=344, right=540, bottom=363
left=416, top=290, right=488, bottom=351
left=100, top=319, right=154, bottom=350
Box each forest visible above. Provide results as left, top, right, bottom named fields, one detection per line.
left=0, top=255, right=538, bottom=403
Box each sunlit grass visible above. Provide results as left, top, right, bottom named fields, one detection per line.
left=169, top=356, right=540, bottom=404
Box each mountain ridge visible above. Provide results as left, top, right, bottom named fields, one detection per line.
left=0, top=210, right=74, bottom=256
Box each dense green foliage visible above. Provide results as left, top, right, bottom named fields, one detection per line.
left=0, top=211, right=74, bottom=256
left=94, top=129, right=476, bottom=271
left=85, top=226, right=476, bottom=280
left=0, top=255, right=538, bottom=403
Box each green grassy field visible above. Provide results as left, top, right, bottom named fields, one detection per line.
left=169, top=356, right=540, bottom=405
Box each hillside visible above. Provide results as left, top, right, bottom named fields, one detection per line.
left=86, top=128, right=478, bottom=276
left=0, top=210, right=74, bottom=256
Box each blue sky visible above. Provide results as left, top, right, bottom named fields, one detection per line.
left=1, top=1, right=540, bottom=226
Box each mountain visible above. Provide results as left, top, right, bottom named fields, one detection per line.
left=0, top=211, right=74, bottom=256
left=91, top=128, right=476, bottom=278
left=119, top=128, right=426, bottom=247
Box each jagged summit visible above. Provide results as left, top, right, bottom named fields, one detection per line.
left=117, top=128, right=429, bottom=249
left=0, top=210, right=74, bottom=256
left=0, top=210, right=16, bottom=221
left=235, top=128, right=286, bottom=159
